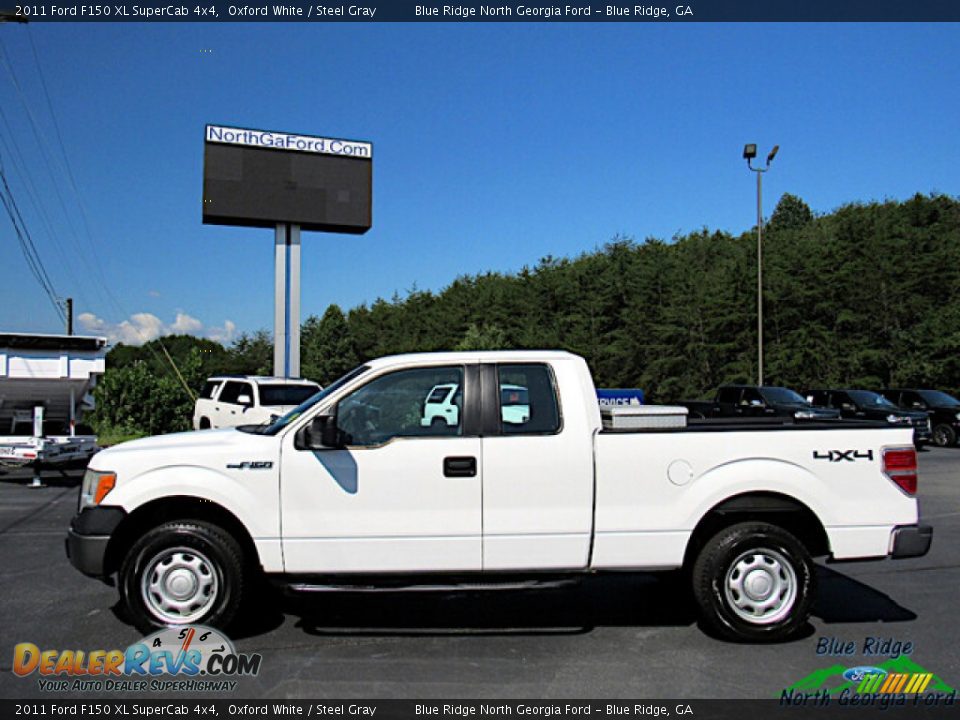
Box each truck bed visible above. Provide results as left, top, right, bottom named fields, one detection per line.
left=600, top=416, right=889, bottom=433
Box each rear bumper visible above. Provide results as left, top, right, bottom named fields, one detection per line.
left=891, top=524, right=933, bottom=559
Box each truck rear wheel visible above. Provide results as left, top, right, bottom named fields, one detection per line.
left=692, top=521, right=815, bottom=642
left=119, top=520, right=246, bottom=634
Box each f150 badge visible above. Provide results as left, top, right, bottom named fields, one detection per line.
left=813, top=450, right=874, bottom=462
left=226, top=461, right=274, bottom=470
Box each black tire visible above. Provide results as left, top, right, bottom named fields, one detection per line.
left=932, top=424, right=957, bottom=448
left=199, top=417, right=211, bottom=430
left=430, top=416, right=448, bottom=428
left=692, top=521, right=816, bottom=642
left=119, top=521, right=246, bottom=634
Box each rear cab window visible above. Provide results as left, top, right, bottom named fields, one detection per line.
left=496, top=363, right=560, bottom=435
left=832, top=391, right=853, bottom=408
left=717, top=387, right=740, bottom=404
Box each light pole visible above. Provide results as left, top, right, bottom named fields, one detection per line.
left=743, top=143, right=778, bottom=386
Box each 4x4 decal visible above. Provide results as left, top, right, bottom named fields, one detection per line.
left=813, top=450, right=874, bottom=462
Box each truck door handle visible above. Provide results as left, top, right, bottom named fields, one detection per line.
left=444, top=456, right=476, bottom=478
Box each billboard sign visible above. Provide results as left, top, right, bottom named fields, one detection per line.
left=202, top=124, right=372, bottom=233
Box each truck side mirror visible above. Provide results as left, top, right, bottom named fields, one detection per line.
left=841, top=403, right=856, bottom=412
left=303, top=414, right=346, bottom=450
left=749, top=399, right=763, bottom=407
left=237, top=394, right=252, bottom=407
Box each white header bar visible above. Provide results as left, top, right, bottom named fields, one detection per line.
left=205, top=125, right=372, bottom=159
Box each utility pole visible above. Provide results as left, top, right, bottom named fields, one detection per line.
left=742, top=143, right=779, bottom=386
left=65, top=297, right=73, bottom=335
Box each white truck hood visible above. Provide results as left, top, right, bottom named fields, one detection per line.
left=89, top=428, right=276, bottom=476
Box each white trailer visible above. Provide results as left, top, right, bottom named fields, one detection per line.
left=0, top=332, right=107, bottom=481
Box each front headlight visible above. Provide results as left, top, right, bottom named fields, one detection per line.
left=955, top=412, right=960, bottom=422
left=886, top=414, right=911, bottom=424
left=79, top=469, right=116, bottom=511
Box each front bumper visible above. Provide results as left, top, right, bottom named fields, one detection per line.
left=65, top=506, right=126, bottom=578
left=891, top=524, right=933, bottom=559
left=65, top=530, right=110, bottom=577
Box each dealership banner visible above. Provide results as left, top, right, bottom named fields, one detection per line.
left=2, top=698, right=960, bottom=718
left=7, top=0, right=960, bottom=22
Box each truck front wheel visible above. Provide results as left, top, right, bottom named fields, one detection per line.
left=692, top=521, right=815, bottom=642
left=119, top=521, right=246, bottom=634
left=932, top=424, right=956, bottom=447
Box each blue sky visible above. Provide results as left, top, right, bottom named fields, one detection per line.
left=0, top=22, right=957, bottom=344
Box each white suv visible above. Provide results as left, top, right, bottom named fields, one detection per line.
left=420, top=383, right=530, bottom=427
left=193, top=376, right=321, bottom=430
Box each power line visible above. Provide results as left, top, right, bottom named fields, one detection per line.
left=0, top=30, right=196, bottom=401
left=0, top=158, right=65, bottom=322
left=0, top=106, right=95, bottom=312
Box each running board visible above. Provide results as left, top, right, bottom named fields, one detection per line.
left=285, top=578, right=579, bottom=594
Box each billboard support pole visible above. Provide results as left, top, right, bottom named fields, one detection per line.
left=274, top=224, right=301, bottom=378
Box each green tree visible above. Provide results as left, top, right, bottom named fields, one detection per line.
left=301, top=305, right=360, bottom=385
left=228, top=330, right=273, bottom=376
left=89, top=361, right=194, bottom=436
left=454, top=323, right=510, bottom=351
left=769, top=193, right=814, bottom=231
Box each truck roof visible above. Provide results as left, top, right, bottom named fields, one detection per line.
left=366, top=350, right=579, bottom=371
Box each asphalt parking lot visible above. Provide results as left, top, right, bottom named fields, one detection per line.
left=1, top=448, right=957, bottom=700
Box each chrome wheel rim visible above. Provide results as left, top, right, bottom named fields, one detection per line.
left=723, top=547, right=797, bottom=625
left=933, top=427, right=949, bottom=447
left=141, top=546, right=219, bottom=624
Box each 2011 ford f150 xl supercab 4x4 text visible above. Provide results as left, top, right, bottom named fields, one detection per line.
left=66, top=351, right=932, bottom=642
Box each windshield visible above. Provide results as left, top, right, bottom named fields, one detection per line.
left=847, top=390, right=897, bottom=409
left=246, top=365, right=370, bottom=435
left=918, top=390, right=960, bottom=407
left=761, top=387, right=807, bottom=404
left=258, top=384, right=320, bottom=407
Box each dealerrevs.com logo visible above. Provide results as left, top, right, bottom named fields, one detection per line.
left=12, top=626, right=261, bottom=693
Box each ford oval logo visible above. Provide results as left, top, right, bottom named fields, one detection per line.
left=843, top=666, right=887, bottom=682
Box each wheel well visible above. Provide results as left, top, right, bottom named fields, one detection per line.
left=104, top=496, right=261, bottom=576
left=682, top=492, right=830, bottom=570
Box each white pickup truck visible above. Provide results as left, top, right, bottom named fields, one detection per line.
left=66, top=351, right=931, bottom=642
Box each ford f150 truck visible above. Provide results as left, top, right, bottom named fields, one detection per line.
left=682, top=385, right=841, bottom=421
left=805, top=389, right=932, bottom=448
left=881, top=388, right=960, bottom=448
left=66, top=351, right=931, bottom=642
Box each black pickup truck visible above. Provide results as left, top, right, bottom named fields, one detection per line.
left=681, top=385, right=841, bottom=421
left=881, top=388, right=960, bottom=447
left=805, top=389, right=932, bottom=448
